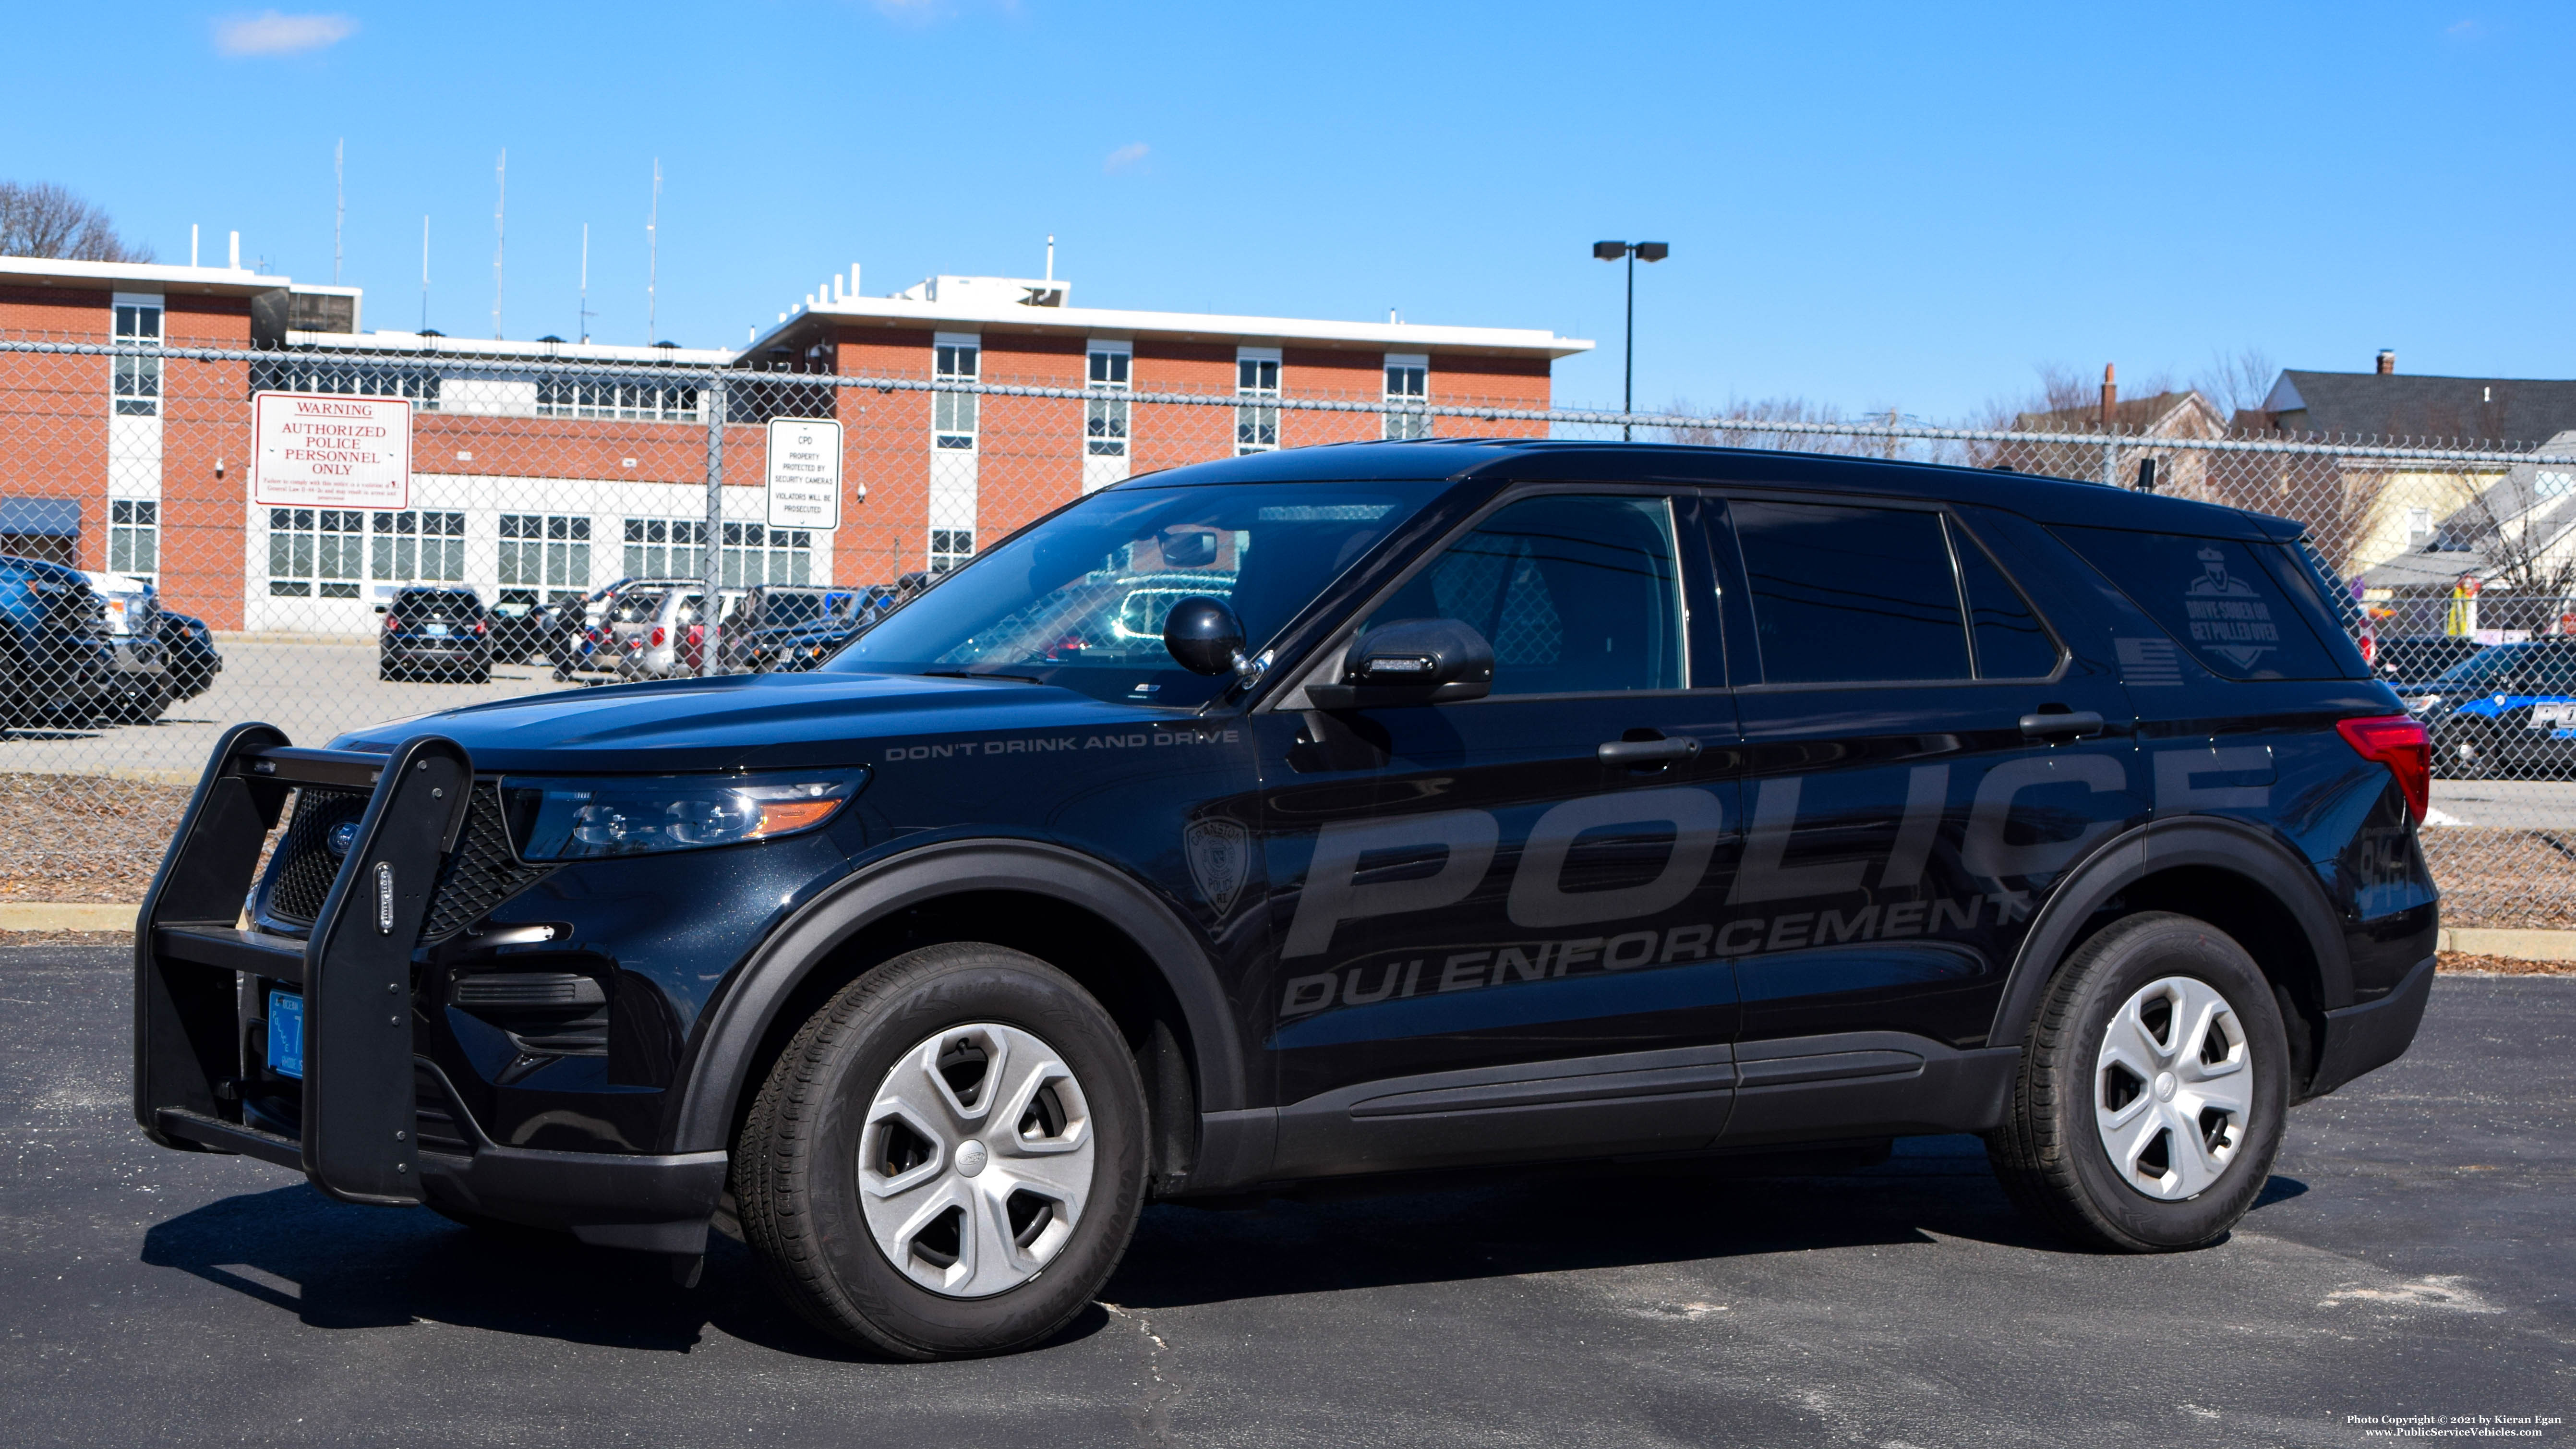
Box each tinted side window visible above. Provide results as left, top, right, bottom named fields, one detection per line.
left=2055, top=527, right=2343, bottom=681
left=1363, top=494, right=1685, bottom=695
left=1731, top=501, right=1968, bottom=684
left=1950, top=519, right=2060, bottom=679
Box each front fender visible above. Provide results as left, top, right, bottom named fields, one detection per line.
left=662, top=837, right=1248, bottom=1155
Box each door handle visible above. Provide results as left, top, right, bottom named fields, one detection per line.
left=2020, top=710, right=2106, bottom=739
left=1599, top=737, right=1701, bottom=766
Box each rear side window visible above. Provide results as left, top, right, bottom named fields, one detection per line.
left=1952, top=522, right=2061, bottom=679
left=1730, top=501, right=1969, bottom=683
left=2055, top=527, right=2351, bottom=681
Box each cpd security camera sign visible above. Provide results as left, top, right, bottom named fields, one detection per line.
left=251, top=391, right=412, bottom=508
left=766, top=418, right=843, bottom=531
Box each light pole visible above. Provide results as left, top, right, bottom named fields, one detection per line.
left=1593, top=240, right=1668, bottom=440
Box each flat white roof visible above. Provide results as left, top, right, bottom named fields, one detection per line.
left=290, top=330, right=737, bottom=365
left=752, top=288, right=1591, bottom=362
left=0, top=255, right=291, bottom=299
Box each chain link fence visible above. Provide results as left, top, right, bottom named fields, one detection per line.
left=1, top=332, right=2563, bottom=926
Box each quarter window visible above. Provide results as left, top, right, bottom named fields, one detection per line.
left=113, top=302, right=162, bottom=417
left=1730, top=501, right=1970, bottom=684
left=1363, top=494, right=1686, bottom=695
left=1236, top=351, right=1281, bottom=454
left=1383, top=354, right=1430, bottom=440
left=934, top=340, right=979, bottom=450
left=2055, top=526, right=2351, bottom=681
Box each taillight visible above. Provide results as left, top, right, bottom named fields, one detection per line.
left=687, top=625, right=704, bottom=644
left=650, top=627, right=666, bottom=647
left=2337, top=715, right=2429, bottom=823
left=2358, top=634, right=2377, bottom=667
left=384, top=615, right=400, bottom=632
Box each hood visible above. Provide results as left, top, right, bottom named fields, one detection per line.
left=330, top=669, right=1172, bottom=774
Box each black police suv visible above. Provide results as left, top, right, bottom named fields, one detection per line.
left=378, top=586, right=494, bottom=683
left=135, top=440, right=2437, bottom=1360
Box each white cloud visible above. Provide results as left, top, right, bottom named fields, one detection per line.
left=1104, top=142, right=1150, bottom=174
left=214, top=11, right=358, bottom=57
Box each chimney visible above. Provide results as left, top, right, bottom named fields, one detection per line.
left=2376, top=349, right=2396, bottom=375
left=2099, top=363, right=2118, bottom=431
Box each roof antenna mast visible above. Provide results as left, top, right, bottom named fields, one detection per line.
left=419, top=215, right=430, bottom=332
left=333, top=138, right=345, bottom=285
left=647, top=158, right=662, bottom=344
left=492, top=148, right=506, bottom=340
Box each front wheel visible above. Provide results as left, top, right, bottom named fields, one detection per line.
left=733, top=942, right=1148, bottom=1359
left=1986, top=911, right=2289, bottom=1252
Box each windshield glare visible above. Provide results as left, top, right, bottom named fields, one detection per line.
left=825, top=480, right=1447, bottom=705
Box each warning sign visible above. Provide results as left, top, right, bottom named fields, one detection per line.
left=251, top=391, right=412, bottom=508
left=766, top=418, right=843, bottom=531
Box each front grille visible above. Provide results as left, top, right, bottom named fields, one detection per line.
left=263, top=781, right=552, bottom=942
left=421, top=784, right=554, bottom=942
left=266, top=787, right=370, bottom=923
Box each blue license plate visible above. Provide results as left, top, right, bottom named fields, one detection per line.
left=424, top=623, right=450, bottom=637
left=267, top=990, right=305, bottom=1079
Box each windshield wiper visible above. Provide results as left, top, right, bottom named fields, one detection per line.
left=919, top=668, right=1044, bottom=684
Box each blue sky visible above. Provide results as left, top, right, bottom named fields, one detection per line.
left=5, top=2, right=2567, bottom=419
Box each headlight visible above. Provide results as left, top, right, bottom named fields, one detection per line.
left=2404, top=694, right=2441, bottom=714
left=501, top=770, right=865, bottom=860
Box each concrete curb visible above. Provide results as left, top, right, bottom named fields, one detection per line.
left=2438, top=927, right=2576, bottom=963
left=0, top=904, right=137, bottom=932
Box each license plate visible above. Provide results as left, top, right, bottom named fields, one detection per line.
left=267, top=990, right=305, bottom=1079
left=424, top=622, right=450, bottom=638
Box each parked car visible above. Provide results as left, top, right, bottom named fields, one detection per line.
left=2412, top=638, right=2576, bottom=778
left=488, top=597, right=551, bottom=664
left=0, top=556, right=165, bottom=726
left=80, top=569, right=176, bottom=722
left=155, top=606, right=221, bottom=706
left=716, top=584, right=837, bottom=672
left=558, top=578, right=698, bottom=681
left=378, top=586, right=494, bottom=683
left=542, top=578, right=633, bottom=679
left=2373, top=634, right=2483, bottom=692
left=616, top=587, right=707, bottom=681
left=144, top=438, right=2437, bottom=1361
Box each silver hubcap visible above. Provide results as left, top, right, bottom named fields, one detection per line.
left=857, top=1022, right=1095, bottom=1298
left=2093, top=975, right=2254, bottom=1200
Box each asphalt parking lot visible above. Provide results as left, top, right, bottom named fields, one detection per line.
left=2, top=948, right=2568, bottom=1448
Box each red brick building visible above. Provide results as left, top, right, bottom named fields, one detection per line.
left=0, top=255, right=1587, bottom=634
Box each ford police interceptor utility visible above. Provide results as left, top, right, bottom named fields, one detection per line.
left=134, top=439, right=2438, bottom=1359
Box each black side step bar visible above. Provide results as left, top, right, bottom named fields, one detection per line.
left=134, top=722, right=473, bottom=1207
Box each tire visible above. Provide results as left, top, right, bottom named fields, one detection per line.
left=1986, top=911, right=2289, bottom=1252
left=733, top=942, right=1147, bottom=1359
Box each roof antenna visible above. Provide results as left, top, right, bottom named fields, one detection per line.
left=647, top=158, right=662, bottom=344
left=333, top=138, right=345, bottom=285
left=492, top=148, right=506, bottom=340
left=1045, top=233, right=1055, bottom=283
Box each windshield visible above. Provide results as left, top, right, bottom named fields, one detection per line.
left=826, top=480, right=1450, bottom=706
left=760, top=592, right=826, bottom=627
left=2430, top=645, right=2526, bottom=690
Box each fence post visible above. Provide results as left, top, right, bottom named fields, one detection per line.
left=700, top=374, right=727, bottom=676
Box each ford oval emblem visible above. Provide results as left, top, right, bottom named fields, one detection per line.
left=328, top=820, right=360, bottom=857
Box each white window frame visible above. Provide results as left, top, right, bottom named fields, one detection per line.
left=109, top=500, right=158, bottom=579
left=623, top=518, right=707, bottom=581
left=1235, top=346, right=1281, bottom=455
left=112, top=293, right=163, bottom=418
left=499, top=513, right=593, bottom=603
left=934, top=332, right=980, bottom=451
left=721, top=522, right=815, bottom=587
left=1086, top=338, right=1132, bottom=459
left=267, top=507, right=368, bottom=598
left=928, top=527, right=975, bottom=574
left=1383, top=353, right=1431, bottom=440
left=372, top=509, right=468, bottom=587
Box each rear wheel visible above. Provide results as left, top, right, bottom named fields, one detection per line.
left=1987, top=911, right=2288, bottom=1252
left=734, top=942, right=1147, bottom=1359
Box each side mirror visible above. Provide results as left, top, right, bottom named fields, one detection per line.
left=1304, top=618, right=1494, bottom=709
left=1164, top=595, right=1248, bottom=676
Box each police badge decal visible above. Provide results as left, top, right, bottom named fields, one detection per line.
left=1183, top=818, right=1252, bottom=918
